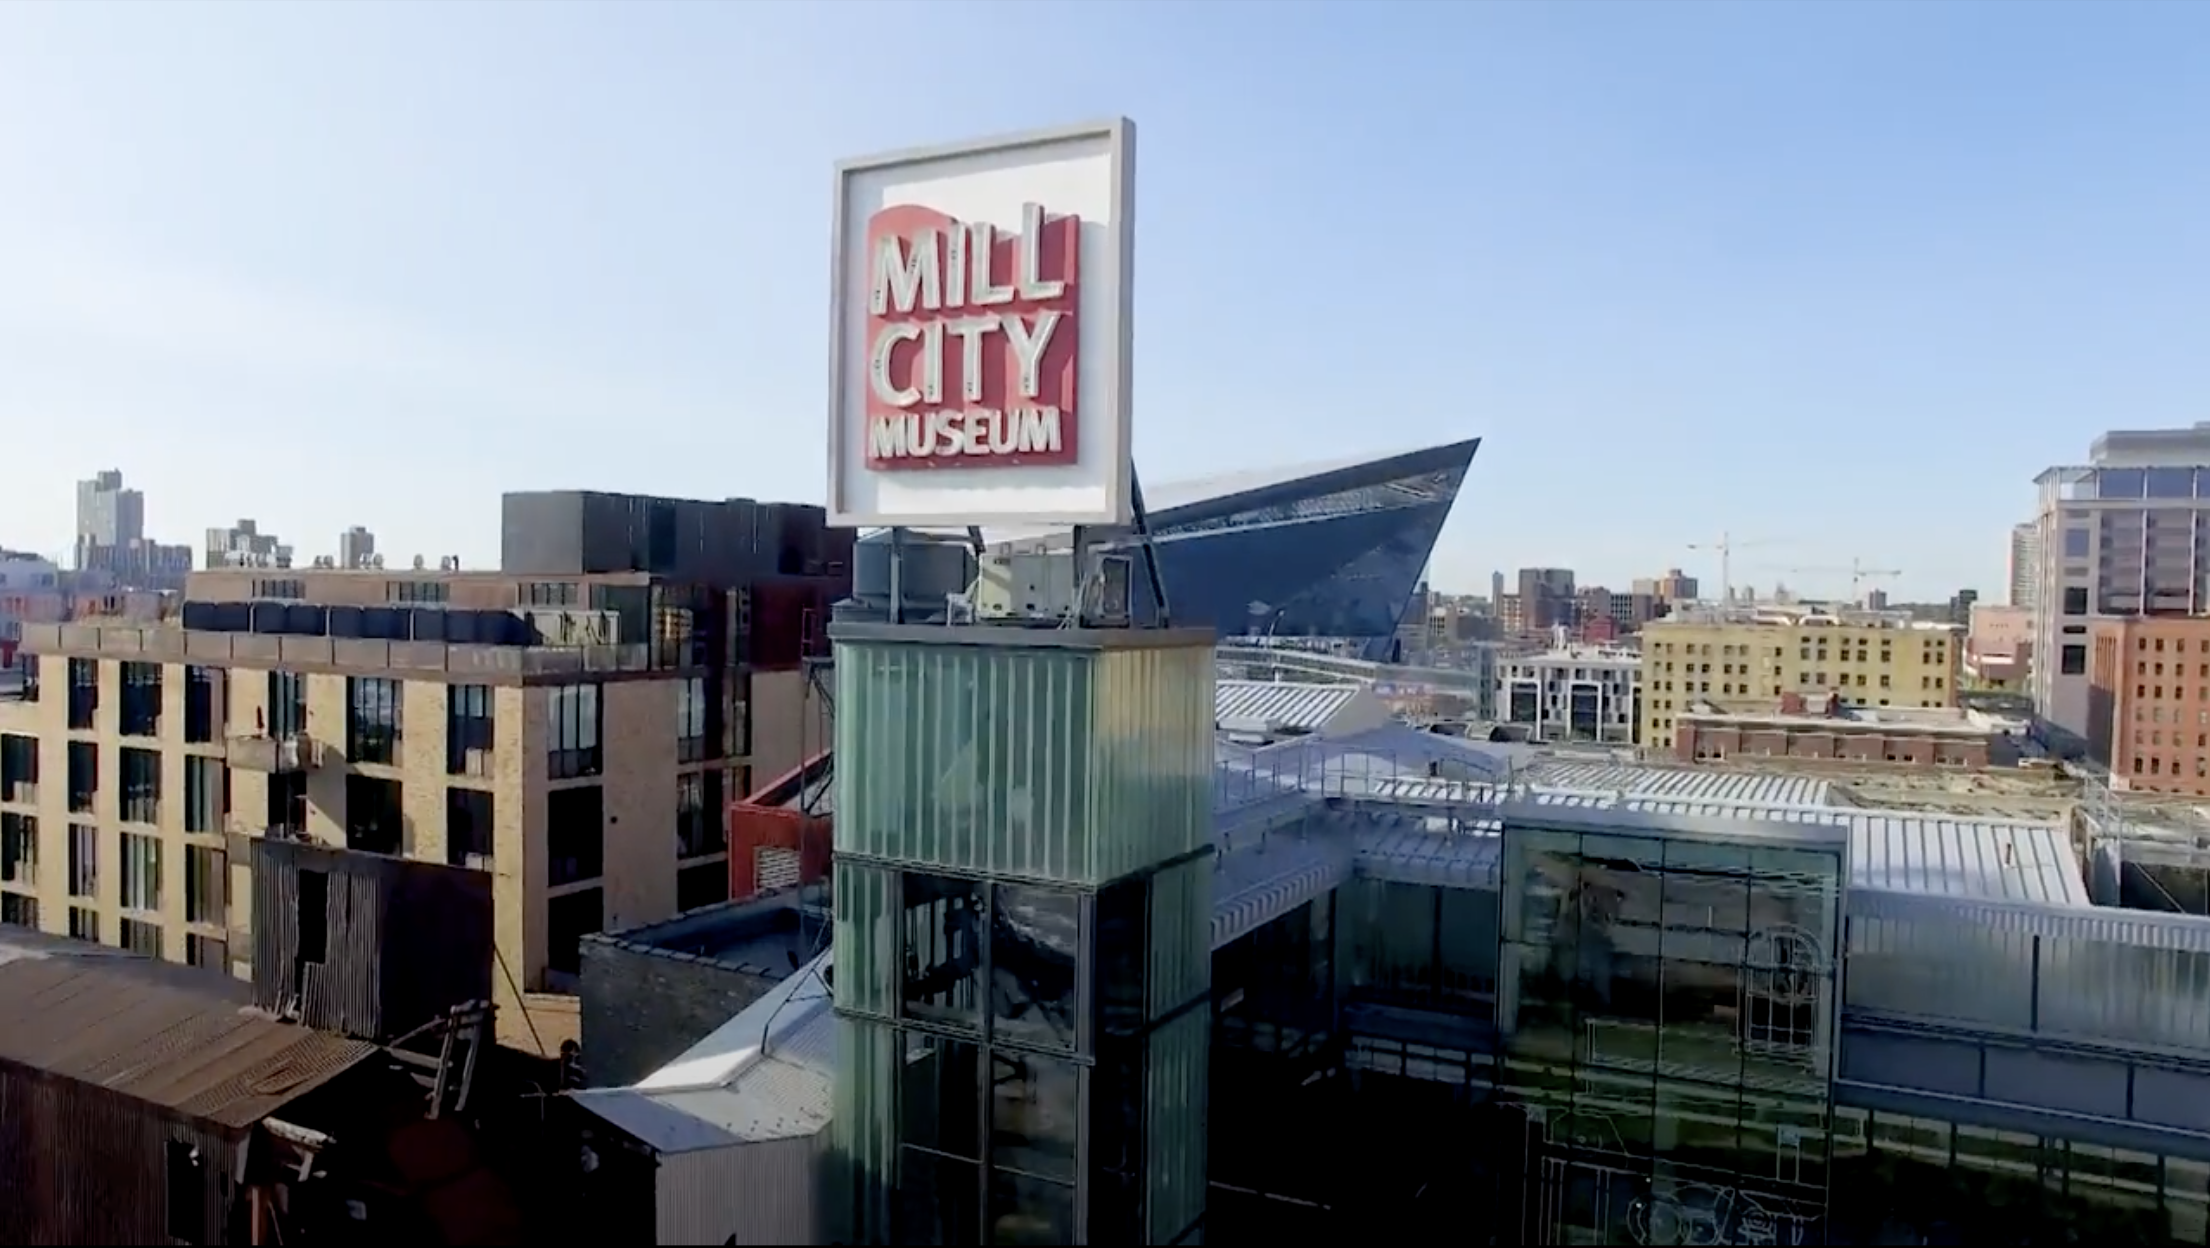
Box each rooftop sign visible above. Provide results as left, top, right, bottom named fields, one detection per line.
left=828, top=120, right=1135, bottom=528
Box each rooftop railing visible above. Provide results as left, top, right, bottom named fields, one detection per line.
left=17, top=622, right=655, bottom=677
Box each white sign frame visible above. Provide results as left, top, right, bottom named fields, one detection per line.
left=826, top=119, right=1136, bottom=529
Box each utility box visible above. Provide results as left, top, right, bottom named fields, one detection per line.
left=974, top=551, right=1135, bottom=626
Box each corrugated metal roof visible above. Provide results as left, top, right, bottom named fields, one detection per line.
left=0, top=928, right=378, bottom=1129
left=1846, top=813, right=2085, bottom=905
left=1526, top=761, right=1834, bottom=808
left=1214, top=680, right=1363, bottom=735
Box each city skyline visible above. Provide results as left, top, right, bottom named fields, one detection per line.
left=5, top=3, right=2203, bottom=599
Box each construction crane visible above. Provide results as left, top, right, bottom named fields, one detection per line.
left=1685, top=532, right=1787, bottom=605
left=1764, top=558, right=1903, bottom=604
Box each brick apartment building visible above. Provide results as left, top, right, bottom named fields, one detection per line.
left=2088, top=613, right=2210, bottom=797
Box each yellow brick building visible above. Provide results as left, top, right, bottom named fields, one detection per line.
left=1638, top=612, right=1961, bottom=750
left=0, top=619, right=829, bottom=1054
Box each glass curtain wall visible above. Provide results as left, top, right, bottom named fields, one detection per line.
left=1497, top=823, right=1844, bottom=1245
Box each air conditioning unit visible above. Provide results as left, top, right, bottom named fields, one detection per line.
left=973, top=551, right=1136, bottom=625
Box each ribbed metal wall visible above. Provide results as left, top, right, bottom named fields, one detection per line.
left=656, top=1135, right=823, bottom=1246
left=1144, top=1007, right=1209, bottom=1244
left=0, top=1065, right=234, bottom=1245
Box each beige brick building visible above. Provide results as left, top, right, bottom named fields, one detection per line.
left=0, top=609, right=829, bottom=1055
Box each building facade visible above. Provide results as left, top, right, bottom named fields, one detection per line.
left=338, top=526, right=377, bottom=571
left=2086, top=614, right=2210, bottom=797
left=1496, top=646, right=1639, bottom=744
left=75, top=469, right=144, bottom=551
left=2009, top=521, right=2041, bottom=609
left=2031, top=423, right=2210, bottom=742
left=1516, top=567, right=1577, bottom=632
left=206, top=519, right=294, bottom=571
left=1638, top=611, right=1961, bottom=749
left=1671, top=702, right=2018, bottom=768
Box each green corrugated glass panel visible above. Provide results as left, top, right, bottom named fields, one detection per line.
left=1145, top=1007, right=1210, bottom=1242
left=832, top=861, right=899, bottom=1019
left=828, top=1016, right=897, bottom=1244
left=1088, top=646, right=1215, bottom=882
left=1147, top=856, right=1212, bottom=1021
left=835, top=639, right=1095, bottom=879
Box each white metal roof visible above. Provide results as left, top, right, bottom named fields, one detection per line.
left=1525, top=761, right=1834, bottom=809
left=1215, top=679, right=1364, bottom=735
left=571, top=952, right=835, bottom=1155
left=1844, top=813, right=2086, bottom=905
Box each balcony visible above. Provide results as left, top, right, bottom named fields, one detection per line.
left=227, top=731, right=323, bottom=774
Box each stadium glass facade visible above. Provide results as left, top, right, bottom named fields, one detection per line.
left=1001, top=439, right=1479, bottom=660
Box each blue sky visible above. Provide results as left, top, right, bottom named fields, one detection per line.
left=2, top=1, right=2204, bottom=601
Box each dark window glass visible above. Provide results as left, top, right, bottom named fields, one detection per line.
left=989, top=1050, right=1079, bottom=1182
left=119, top=916, right=162, bottom=956
left=446, top=683, right=495, bottom=776
left=2061, top=585, right=2089, bottom=616
left=0, top=892, right=35, bottom=929
left=344, top=774, right=404, bottom=855
left=186, top=933, right=227, bottom=971
left=66, top=741, right=97, bottom=813
left=547, top=886, right=603, bottom=976
left=676, top=770, right=725, bottom=859
left=991, top=883, right=1080, bottom=1052
left=267, top=671, right=306, bottom=738
left=183, top=666, right=217, bottom=743
left=987, top=1167, right=1076, bottom=1247
left=0, top=733, right=37, bottom=804
left=548, top=685, right=602, bottom=779
left=120, top=747, right=160, bottom=825
left=903, top=873, right=985, bottom=1030
left=1088, top=1038, right=1146, bottom=1243
left=899, top=1034, right=982, bottom=1158
left=677, top=675, right=709, bottom=763
left=2060, top=644, right=2087, bottom=675
left=67, top=658, right=98, bottom=730
left=346, top=676, right=401, bottom=765
left=2063, top=528, right=2092, bottom=559
left=119, top=661, right=161, bottom=737
left=267, top=772, right=307, bottom=837
left=447, top=788, right=494, bottom=868
left=183, top=757, right=225, bottom=834
left=0, top=812, right=33, bottom=887
left=67, top=824, right=96, bottom=898
left=548, top=785, right=605, bottom=885
left=896, top=1148, right=981, bottom=1246
left=1095, top=876, right=1149, bottom=1037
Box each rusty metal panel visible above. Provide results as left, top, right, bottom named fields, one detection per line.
left=250, top=838, right=492, bottom=1044
left=0, top=1064, right=237, bottom=1245
left=0, top=925, right=376, bottom=1131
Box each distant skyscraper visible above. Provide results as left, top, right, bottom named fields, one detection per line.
left=338, top=526, right=377, bottom=570
left=1490, top=570, right=1505, bottom=606
left=206, top=519, right=293, bottom=570
left=1516, top=567, right=1576, bottom=630
left=2008, top=522, right=2040, bottom=609
left=74, top=469, right=145, bottom=554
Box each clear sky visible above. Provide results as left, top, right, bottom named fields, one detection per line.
left=2, top=1, right=2204, bottom=602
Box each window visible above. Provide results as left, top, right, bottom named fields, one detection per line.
left=548, top=786, right=605, bottom=885
left=266, top=670, right=306, bottom=738
left=184, top=666, right=219, bottom=743
left=0, top=733, right=35, bottom=804
left=68, top=905, right=97, bottom=941
left=120, top=916, right=161, bottom=956
left=68, top=824, right=96, bottom=898
left=186, top=934, right=227, bottom=972
left=120, top=747, right=161, bottom=825
left=250, top=578, right=305, bottom=600
left=120, top=661, right=161, bottom=737
left=16, top=655, right=37, bottom=702
left=67, top=657, right=98, bottom=730
left=2060, top=644, right=2088, bottom=676
left=677, top=770, right=725, bottom=859
left=677, top=676, right=709, bottom=763
left=547, top=685, right=602, bottom=779
left=2063, top=528, right=2091, bottom=559
left=446, top=788, right=495, bottom=868
left=547, top=886, right=603, bottom=977
left=120, top=832, right=161, bottom=912
left=346, top=676, right=402, bottom=765
left=184, top=845, right=225, bottom=927
left=267, top=771, right=307, bottom=838
left=183, top=757, right=226, bottom=835
left=446, top=684, right=495, bottom=776
left=1, top=812, right=32, bottom=886
left=388, top=579, right=450, bottom=604
left=345, top=774, right=405, bottom=856
left=0, top=893, right=35, bottom=929
left=522, top=580, right=580, bottom=607
left=677, top=859, right=728, bottom=913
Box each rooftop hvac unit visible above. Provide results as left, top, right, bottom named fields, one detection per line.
left=974, top=551, right=1134, bottom=625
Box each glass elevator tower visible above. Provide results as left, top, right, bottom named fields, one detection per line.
left=827, top=623, right=1217, bottom=1245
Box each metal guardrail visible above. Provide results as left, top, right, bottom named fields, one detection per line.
left=17, top=622, right=656, bottom=677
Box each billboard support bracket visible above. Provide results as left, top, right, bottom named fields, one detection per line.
left=1131, top=468, right=1171, bottom=628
